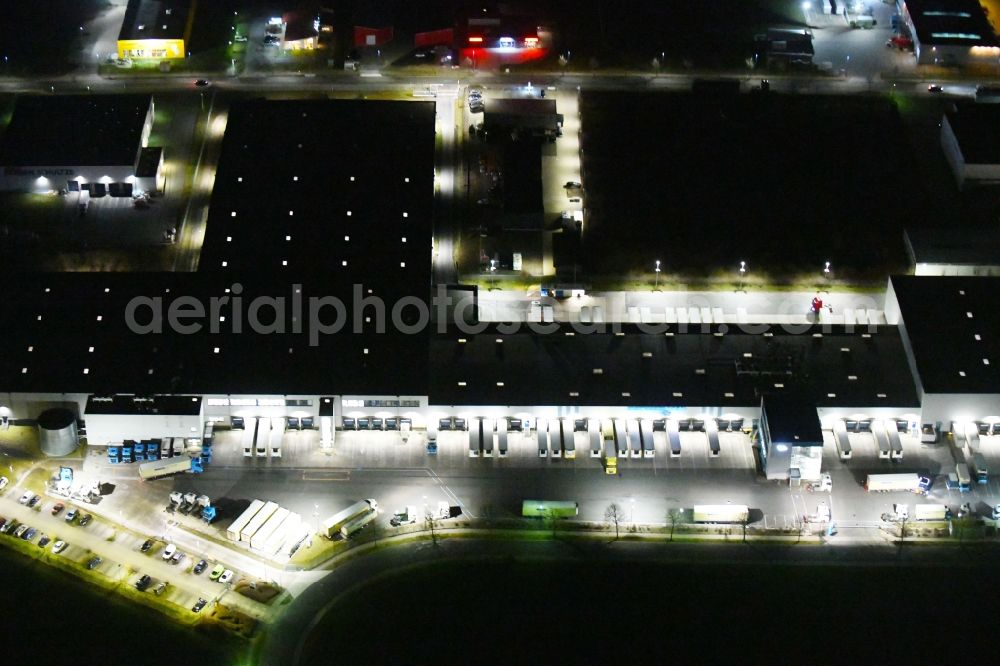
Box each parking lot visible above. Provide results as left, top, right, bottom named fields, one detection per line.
left=0, top=481, right=268, bottom=620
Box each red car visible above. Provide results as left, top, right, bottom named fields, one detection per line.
left=886, top=36, right=913, bottom=51
left=51, top=503, right=65, bottom=516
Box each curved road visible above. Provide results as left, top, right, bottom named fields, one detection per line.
left=256, top=535, right=999, bottom=665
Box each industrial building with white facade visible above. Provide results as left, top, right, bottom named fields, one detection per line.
left=2, top=99, right=1000, bottom=492
left=0, top=94, right=164, bottom=196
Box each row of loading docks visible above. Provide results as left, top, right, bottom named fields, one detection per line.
left=343, top=416, right=411, bottom=431
left=239, top=417, right=284, bottom=458
left=457, top=416, right=730, bottom=461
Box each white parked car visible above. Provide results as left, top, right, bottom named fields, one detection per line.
left=18, top=491, right=34, bottom=505
left=52, top=540, right=68, bottom=554
left=218, top=569, right=234, bottom=584
left=0, top=476, right=9, bottom=491
left=162, top=543, right=177, bottom=560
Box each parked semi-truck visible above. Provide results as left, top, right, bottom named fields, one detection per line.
left=864, top=473, right=932, bottom=493
left=340, top=509, right=377, bottom=539
left=322, top=499, right=378, bottom=538
left=138, top=456, right=196, bottom=480
left=693, top=505, right=749, bottom=523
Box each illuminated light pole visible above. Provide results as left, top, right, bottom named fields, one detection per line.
left=737, top=260, right=747, bottom=293
left=654, top=260, right=661, bottom=291
left=821, top=261, right=832, bottom=293
left=489, top=259, right=497, bottom=291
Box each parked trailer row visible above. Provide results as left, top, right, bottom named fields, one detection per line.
left=227, top=499, right=265, bottom=541
left=250, top=507, right=290, bottom=551
left=260, top=512, right=301, bottom=558
left=241, top=501, right=279, bottom=543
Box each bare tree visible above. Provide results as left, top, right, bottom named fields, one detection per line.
left=665, top=508, right=680, bottom=542
left=424, top=510, right=437, bottom=544
left=605, top=503, right=623, bottom=540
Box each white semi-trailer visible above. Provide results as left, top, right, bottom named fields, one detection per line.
left=242, top=419, right=257, bottom=457
left=693, top=505, right=750, bottom=523
left=241, top=500, right=279, bottom=543
left=256, top=418, right=272, bottom=457
left=340, top=510, right=377, bottom=539
left=138, top=456, right=193, bottom=480
left=250, top=507, right=290, bottom=551
left=261, top=512, right=301, bottom=558
left=914, top=504, right=949, bottom=521
left=864, top=473, right=931, bottom=493
left=226, top=499, right=264, bottom=541
left=322, top=499, right=378, bottom=538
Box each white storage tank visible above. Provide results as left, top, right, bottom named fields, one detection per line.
left=37, top=408, right=78, bottom=457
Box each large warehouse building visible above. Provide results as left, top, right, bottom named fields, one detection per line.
left=1, top=99, right=998, bottom=483
left=0, top=94, right=162, bottom=195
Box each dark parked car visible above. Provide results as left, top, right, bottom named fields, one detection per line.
left=193, top=559, right=207, bottom=575
left=37, top=534, right=51, bottom=548
left=191, top=598, right=207, bottom=613
left=27, top=495, right=40, bottom=508
left=78, top=514, right=92, bottom=526
left=87, top=556, right=102, bottom=570
left=22, top=527, right=37, bottom=541
left=135, top=574, right=152, bottom=591
left=140, top=539, right=153, bottom=553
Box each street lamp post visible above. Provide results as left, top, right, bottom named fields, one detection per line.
left=821, top=261, right=831, bottom=293
left=737, top=260, right=747, bottom=293
left=489, top=259, right=497, bottom=291
left=630, top=498, right=635, bottom=530
left=654, top=260, right=661, bottom=291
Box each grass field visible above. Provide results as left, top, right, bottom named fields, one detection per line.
left=298, top=554, right=1000, bottom=663
left=579, top=91, right=932, bottom=281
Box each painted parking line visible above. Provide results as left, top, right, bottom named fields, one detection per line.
left=301, top=471, right=350, bottom=482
